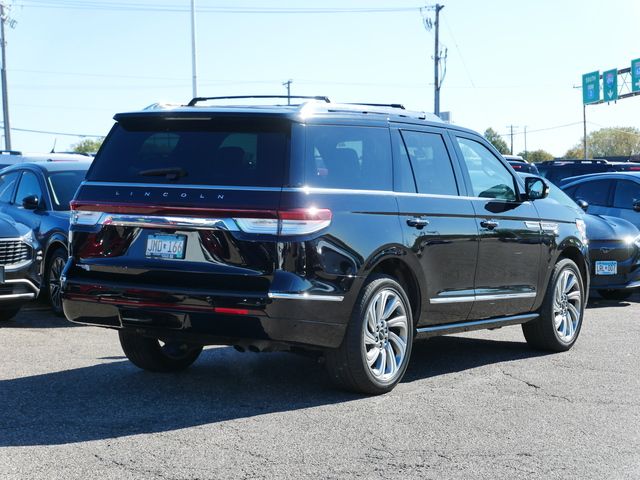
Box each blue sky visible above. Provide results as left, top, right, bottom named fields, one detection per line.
left=5, top=0, right=640, bottom=156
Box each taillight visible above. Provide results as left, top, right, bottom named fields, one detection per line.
left=70, top=201, right=332, bottom=236
left=235, top=208, right=332, bottom=235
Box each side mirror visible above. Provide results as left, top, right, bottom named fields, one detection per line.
left=576, top=199, right=589, bottom=212
left=524, top=177, right=549, bottom=200
left=22, top=195, right=40, bottom=210
left=633, top=200, right=640, bottom=213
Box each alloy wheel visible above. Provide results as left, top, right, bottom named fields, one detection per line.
left=362, top=288, right=409, bottom=382
left=553, top=269, right=582, bottom=342
left=48, top=255, right=66, bottom=311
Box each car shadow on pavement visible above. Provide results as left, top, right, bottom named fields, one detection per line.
left=0, top=335, right=546, bottom=447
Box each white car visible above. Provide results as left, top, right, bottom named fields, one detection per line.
left=0, top=151, right=92, bottom=168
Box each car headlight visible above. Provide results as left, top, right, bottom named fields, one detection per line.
left=575, top=219, right=588, bottom=245
left=633, top=234, right=640, bottom=249
left=21, top=230, right=35, bottom=244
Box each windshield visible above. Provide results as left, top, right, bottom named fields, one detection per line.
left=86, top=117, right=290, bottom=187
left=47, top=171, right=87, bottom=210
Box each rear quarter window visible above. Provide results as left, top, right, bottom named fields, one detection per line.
left=304, top=125, right=392, bottom=191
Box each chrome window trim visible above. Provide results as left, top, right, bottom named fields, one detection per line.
left=81, top=181, right=283, bottom=192
left=430, top=292, right=536, bottom=304
left=80, top=181, right=480, bottom=200
left=268, top=292, right=344, bottom=302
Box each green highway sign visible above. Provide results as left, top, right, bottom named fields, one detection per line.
left=632, top=58, right=640, bottom=93
left=582, top=71, right=600, bottom=104
left=603, top=69, right=618, bottom=101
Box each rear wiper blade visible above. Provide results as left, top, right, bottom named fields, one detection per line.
left=138, top=167, right=187, bottom=180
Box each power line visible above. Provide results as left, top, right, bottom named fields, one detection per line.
left=499, top=121, right=584, bottom=137
left=8, top=126, right=104, bottom=137
left=443, top=17, right=475, bottom=88
left=17, top=1, right=423, bottom=14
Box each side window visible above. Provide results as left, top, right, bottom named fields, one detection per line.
left=391, top=130, right=416, bottom=193
left=400, top=130, right=458, bottom=195
left=612, top=180, right=640, bottom=209
left=304, top=126, right=392, bottom=190
left=573, top=180, right=612, bottom=207
left=15, top=172, right=44, bottom=206
left=0, top=172, right=19, bottom=203
left=456, top=137, right=517, bottom=201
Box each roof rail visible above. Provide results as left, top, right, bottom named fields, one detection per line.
left=0, top=150, right=22, bottom=155
left=187, top=95, right=331, bottom=107
left=307, top=102, right=438, bottom=122
left=345, top=102, right=406, bottom=109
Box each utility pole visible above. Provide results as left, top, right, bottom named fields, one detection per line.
left=433, top=4, right=444, bottom=117
left=190, top=0, right=198, bottom=98
left=507, top=125, right=518, bottom=155
left=0, top=1, right=11, bottom=150
left=283, top=79, right=292, bottom=105
left=523, top=126, right=527, bottom=160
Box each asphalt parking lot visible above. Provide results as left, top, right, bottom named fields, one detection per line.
left=0, top=294, right=639, bottom=480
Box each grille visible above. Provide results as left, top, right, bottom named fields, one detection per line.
left=0, top=239, right=31, bottom=266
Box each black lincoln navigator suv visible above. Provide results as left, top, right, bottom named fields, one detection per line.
left=62, top=96, right=590, bottom=394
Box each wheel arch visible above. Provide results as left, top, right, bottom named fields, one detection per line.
left=43, top=234, right=68, bottom=276
left=367, top=255, right=422, bottom=325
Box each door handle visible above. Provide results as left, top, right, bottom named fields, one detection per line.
left=480, top=219, right=499, bottom=230
left=407, top=217, right=429, bottom=229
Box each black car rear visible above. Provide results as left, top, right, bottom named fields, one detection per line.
left=63, top=99, right=590, bottom=394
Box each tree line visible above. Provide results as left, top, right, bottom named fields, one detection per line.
left=483, top=126, right=640, bottom=162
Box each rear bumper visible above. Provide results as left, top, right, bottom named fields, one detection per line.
left=61, top=278, right=353, bottom=349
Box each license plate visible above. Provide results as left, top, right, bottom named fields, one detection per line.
left=145, top=234, right=186, bottom=260
left=595, top=260, right=617, bottom=275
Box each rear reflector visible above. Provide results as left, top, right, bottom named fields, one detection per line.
left=213, top=307, right=249, bottom=315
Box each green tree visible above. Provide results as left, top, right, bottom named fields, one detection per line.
left=71, top=137, right=104, bottom=154
left=518, top=149, right=553, bottom=163
left=564, top=127, right=640, bottom=159
left=483, top=128, right=509, bottom=155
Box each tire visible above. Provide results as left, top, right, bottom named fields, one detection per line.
left=325, top=274, right=414, bottom=395
left=46, top=247, right=68, bottom=316
left=0, top=307, right=21, bottom=322
left=598, top=289, right=633, bottom=301
left=522, top=258, right=585, bottom=352
left=118, top=330, right=203, bottom=372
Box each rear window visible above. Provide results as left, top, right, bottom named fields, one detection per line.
left=86, top=117, right=290, bottom=187
left=304, top=125, right=392, bottom=190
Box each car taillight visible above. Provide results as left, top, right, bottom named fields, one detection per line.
left=70, top=201, right=332, bottom=236
left=235, top=208, right=332, bottom=235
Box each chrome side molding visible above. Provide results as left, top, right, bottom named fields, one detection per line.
left=430, top=291, right=536, bottom=304
left=268, top=292, right=344, bottom=302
